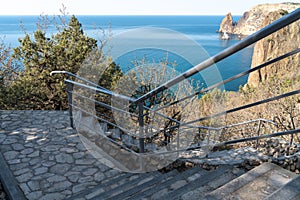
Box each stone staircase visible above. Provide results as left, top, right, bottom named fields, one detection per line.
left=69, top=114, right=300, bottom=200
left=64, top=162, right=300, bottom=200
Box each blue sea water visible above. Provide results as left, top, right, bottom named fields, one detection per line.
left=0, top=15, right=253, bottom=91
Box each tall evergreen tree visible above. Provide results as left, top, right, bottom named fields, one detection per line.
left=12, top=15, right=98, bottom=109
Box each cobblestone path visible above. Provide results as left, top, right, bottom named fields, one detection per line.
left=0, top=110, right=121, bottom=200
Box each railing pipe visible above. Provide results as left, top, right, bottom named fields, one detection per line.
left=153, top=48, right=300, bottom=113
left=135, top=8, right=300, bottom=103
left=215, top=128, right=300, bottom=147
left=138, top=102, right=145, bottom=153
left=217, top=118, right=276, bottom=130
left=184, top=89, right=300, bottom=126
left=66, top=81, right=74, bottom=128
left=256, top=120, right=262, bottom=148
left=50, top=70, right=107, bottom=90
left=71, top=91, right=139, bottom=118
left=188, top=128, right=300, bottom=151
left=65, top=79, right=136, bottom=102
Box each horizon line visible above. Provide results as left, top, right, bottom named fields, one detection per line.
left=0, top=14, right=243, bottom=17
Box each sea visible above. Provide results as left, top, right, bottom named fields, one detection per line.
left=0, top=15, right=254, bottom=91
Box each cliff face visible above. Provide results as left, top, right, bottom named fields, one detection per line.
left=219, top=3, right=300, bottom=36
left=247, top=11, right=300, bottom=87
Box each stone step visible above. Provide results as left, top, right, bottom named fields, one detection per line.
left=105, top=169, right=179, bottom=200
left=129, top=166, right=207, bottom=200
left=181, top=166, right=245, bottom=200
left=90, top=171, right=161, bottom=200
left=265, top=175, right=300, bottom=200
left=66, top=172, right=133, bottom=200
left=159, top=165, right=235, bottom=200
left=204, top=163, right=297, bottom=200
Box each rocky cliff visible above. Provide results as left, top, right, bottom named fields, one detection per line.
left=247, top=10, right=300, bottom=87
left=219, top=3, right=300, bottom=36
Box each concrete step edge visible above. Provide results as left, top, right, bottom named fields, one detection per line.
left=105, top=169, right=180, bottom=200
left=91, top=171, right=160, bottom=200
left=159, top=165, right=233, bottom=200
left=204, top=162, right=296, bottom=200
left=265, top=175, right=300, bottom=200
left=129, top=167, right=207, bottom=200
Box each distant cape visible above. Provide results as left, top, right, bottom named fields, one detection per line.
left=219, top=3, right=300, bottom=36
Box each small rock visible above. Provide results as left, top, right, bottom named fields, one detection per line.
left=78, top=176, right=93, bottom=183
left=83, top=168, right=98, bottom=176
left=40, top=193, right=64, bottom=200
left=46, top=181, right=72, bottom=193
left=19, top=183, right=31, bottom=195
left=47, top=175, right=66, bottom=183
left=14, top=168, right=30, bottom=176
left=21, top=148, right=34, bottom=155
left=49, top=164, right=71, bottom=175
left=27, top=180, right=41, bottom=191
left=75, top=159, right=95, bottom=165
left=11, top=143, right=25, bottom=151
left=3, top=151, right=19, bottom=160
left=34, top=167, right=48, bottom=175
left=16, top=172, right=33, bottom=183
left=94, top=172, right=105, bottom=182
left=26, top=191, right=42, bottom=200
left=28, top=151, right=40, bottom=158
left=55, top=153, right=74, bottom=164
left=3, top=138, right=18, bottom=145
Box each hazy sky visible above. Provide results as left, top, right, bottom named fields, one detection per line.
left=0, top=0, right=299, bottom=15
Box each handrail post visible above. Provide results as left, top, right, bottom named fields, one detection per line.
left=177, top=122, right=180, bottom=151
left=138, top=102, right=145, bottom=153
left=66, top=79, right=74, bottom=129
left=255, top=120, right=262, bottom=148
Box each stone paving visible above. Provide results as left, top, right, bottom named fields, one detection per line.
left=0, top=110, right=121, bottom=200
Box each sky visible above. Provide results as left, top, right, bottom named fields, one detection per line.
left=0, top=0, right=299, bottom=15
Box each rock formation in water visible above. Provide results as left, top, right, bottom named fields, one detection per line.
left=219, top=3, right=300, bottom=36
left=218, top=13, right=234, bottom=33
left=247, top=10, right=300, bottom=87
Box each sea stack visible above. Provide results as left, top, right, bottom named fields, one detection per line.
left=218, top=12, right=234, bottom=33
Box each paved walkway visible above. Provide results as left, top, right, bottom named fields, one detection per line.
left=0, top=110, right=121, bottom=200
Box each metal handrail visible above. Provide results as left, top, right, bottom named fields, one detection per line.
left=51, top=8, right=300, bottom=155
left=153, top=47, right=300, bottom=113
left=214, top=128, right=300, bottom=147
left=183, top=89, right=300, bottom=127
left=65, top=79, right=136, bottom=102
left=187, top=128, right=300, bottom=151
left=135, top=8, right=300, bottom=103
left=216, top=118, right=276, bottom=130
left=71, top=91, right=139, bottom=118
left=50, top=70, right=105, bottom=89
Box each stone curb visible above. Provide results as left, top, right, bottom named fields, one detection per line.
left=0, top=150, right=27, bottom=200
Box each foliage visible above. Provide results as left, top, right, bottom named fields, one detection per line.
left=222, top=74, right=300, bottom=144
left=112, top=58, right=200, bottom=146
left=0, top=15, right=122, bottom=110
left=0, top=39, right=21, bottom=109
